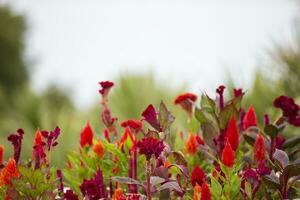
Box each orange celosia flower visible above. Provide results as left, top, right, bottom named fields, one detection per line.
left=0, top=145, right=4, bottom=165
left=186, top=133, right=198, bottom=154
left=0, top=158, right=20, bottom=186
left=193, top=183, right=201, bottom=200
left=32, top=128, right=43, bottom=159
left=221, top=140, right=235, bottom=168
left=112, top=186, right=125, bottom=200
left=112, top=166, right=119, bottom=174
left=163, top=160, right=171, bottom=168
left=80, top=122, right=94, bottom=148
left=34, top=128, right=43, bottom=145
left=118, top=127, right=136, bottom=151
left=253, top=134, right=266, bottom=162
left=93, top=140, right=105, bottom=158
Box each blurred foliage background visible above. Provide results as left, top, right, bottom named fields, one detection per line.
left=1, top=5, right=300, bottom=167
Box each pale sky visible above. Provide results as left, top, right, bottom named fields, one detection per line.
left=7, top=0, right=299, bottom=108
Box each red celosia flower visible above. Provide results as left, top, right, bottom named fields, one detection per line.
left=195, top=135, right=205, bottom=146
left=98, top=81, right=114, bottom=97
left=137, top=137, right=165, bottom=160
left=93, top=140, right=105, bottom=158
left=0, top=145, right=4, bottom=165
left=191, top=165, right=206, bottom=186
left=193, top=183, right=201, bottom=200
left=174, top=93, right=197, bottom=115
left=121, top=119, right=143, bottom=132
left=233, top=88, right=243, bottom=97
left=225, top=116, right=239, bottom=151
left=141, top=104, right=161, bottom=131
left=64, top=189, right=79, bottom=200
left=0, top=158, right=20, bottom=186
left=243, top=106, right=257, bottom=130
left=186, top=133, right=198, bottom=154
left=80, top=122, right=94, bottom=148
left=201, top=181, right=212, bottom=200
left=273, top=95, right=300, bottom=127
left=221, top=140, right=235, bottom=167
left=253, top=134, right=266, bottom=162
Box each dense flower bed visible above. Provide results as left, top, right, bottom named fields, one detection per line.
left=1, top=81, right=300, bottom=199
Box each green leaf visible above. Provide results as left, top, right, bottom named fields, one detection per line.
left=264, top=124, right=279, bottom=138
left=211, top=176, right=222, bottom=199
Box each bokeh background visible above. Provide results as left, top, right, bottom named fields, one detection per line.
left=1, top=0, right=300, bottom=167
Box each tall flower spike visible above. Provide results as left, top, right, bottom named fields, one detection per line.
left=80, top=122, right=94, bottom=148
left=7, top=129, right=24, bottom=163
left=193, top=183, right=201, bottom=200
left=253, top=134, right=266, bottom=163
left=174, top=93, right=197, bottom=116
left=118, top=127, right=135, bottom=152
left=0, top=158, right=19, bottom=186
left=225, top=116, right=239, bottom=151
left=191, top=165, right=206, bottom=186
left=93, top=140, right=105, bottom=158
left=0, top=145, right=4, bottom=165
left=216, top=85, right=226, bottom=110
left=186, top=133, right=198, bottom=155
left=221, top=140, right=235, bottom=167
left=201, top=181, right=212, bottom=200
left=243, top=106, right=257, bottom=130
